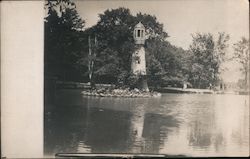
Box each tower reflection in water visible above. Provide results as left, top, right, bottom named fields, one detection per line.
left=44, top=91, right=180, bottom=155
left=44, top=90, right=249, bottom=157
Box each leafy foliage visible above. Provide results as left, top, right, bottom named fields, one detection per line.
left=44, top=0, right=86, bottom=81
left=86, top=7, right=172, bottom=86
left=233, top=37, right=249, bottom=88
left=188, top=33, right=230, bottom=88
left=44, top=2, right=230, bottom=89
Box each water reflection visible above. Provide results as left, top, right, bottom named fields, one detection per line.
left=187, top=100, right=216, bottom=149
left=142, top=113, right=179, bottom=153
left=44, top=90, right=249, bottom=157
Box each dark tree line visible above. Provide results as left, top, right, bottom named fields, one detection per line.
left=45, top=0, right=86, bottom=81
left=45, top=0, right=236, bottom=89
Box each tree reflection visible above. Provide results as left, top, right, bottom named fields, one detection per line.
left=231, top=100, right=249, bottom=148
left=188, top=120, right=213, bottom=148
left=45, top=95, right=136, bottom=155
left=45, top=91, right=250, bottom=156
left=44, top=104, right=89, bottom=155
left=141, top=113, right=180, bottom=153
left=84, top=107, right=132, bottom=153
left=188, top=104, right=216, bottom=149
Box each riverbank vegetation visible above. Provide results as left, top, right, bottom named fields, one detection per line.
left=44, top=0, right=249, bottom=91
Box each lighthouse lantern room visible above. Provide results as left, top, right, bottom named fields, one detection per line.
left=133, top=22, right=146, bottom=45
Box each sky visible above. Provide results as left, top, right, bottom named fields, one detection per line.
left=75, top=0, right=249, bottom=82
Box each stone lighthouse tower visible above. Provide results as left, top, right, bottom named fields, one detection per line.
left=131, top=22, right=149, bottom=92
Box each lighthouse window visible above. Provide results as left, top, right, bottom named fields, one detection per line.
left=137, top=59, right=141, bottom=64
left=137, top=30, right=140, bottom=37
left=141, top=30, right=144, bottom=37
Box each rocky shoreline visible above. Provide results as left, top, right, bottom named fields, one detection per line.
left=81, top=88, right=161, bottom=98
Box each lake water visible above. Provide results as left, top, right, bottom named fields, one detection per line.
left=44, top=90, right=249, bottom=157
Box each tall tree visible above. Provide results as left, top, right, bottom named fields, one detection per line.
left=145, top=38, right=187, bottom=88
left=214, top=32, right=230, bottom=74
left=44, top=0, right=86, bottom=81
left=89, top=8, right=135, bottom=84
left=233, top=37, right=249, bottom=89
left=86, top=7, right=170, bottom=86
left=188, top=32, right=229, bottom=88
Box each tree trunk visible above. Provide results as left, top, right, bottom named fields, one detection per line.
left=245, top=69, right=248, bottom=91
left=198, top=76, right=201, bottom=89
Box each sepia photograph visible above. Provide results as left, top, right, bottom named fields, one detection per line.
left=43, top=0, right=249, bottom=157
left=1, top=0, right=249, bottom=158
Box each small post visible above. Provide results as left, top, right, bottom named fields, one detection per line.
left=88, top=35, right=92, bottom=82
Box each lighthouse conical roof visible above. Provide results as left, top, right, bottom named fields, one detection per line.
left=135, top=22, right=145, bottom=29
